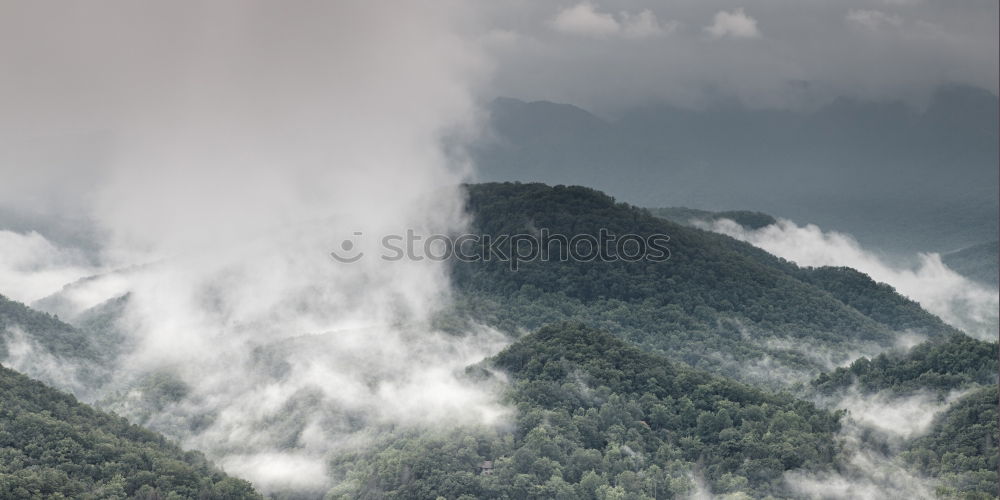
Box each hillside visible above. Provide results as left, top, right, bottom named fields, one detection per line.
left=903, top=385, right=998, bottom=499
left=0, top=293, right=100, bottom=362
left=0, top=364, right=260, bottom=499
left=327, top=323, right=842, bottom=499
left=0, top=294, right=117, bottom=398
left=450, top=182, right=960, bottom=386
left=807, top=334, right=998, bottom=499
left=1, top=183, right=988, bottom=499
left=811, top=334, right=998, bottom=397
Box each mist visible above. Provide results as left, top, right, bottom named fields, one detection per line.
left=0, top=230, right=101, bottom=304
left=706, top=218, right=999, bottom=339
left=782, top=388, right=969, bottom=500
left=0, top=0, right=510, bottom=494
left=784, top=421, right=938, bottom=500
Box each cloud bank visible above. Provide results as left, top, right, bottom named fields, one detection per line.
left=707, top=218, right=999, bottom=339
left=0, top=0, right=508, bottom=494
left=0, top=230, right=100, bottom=304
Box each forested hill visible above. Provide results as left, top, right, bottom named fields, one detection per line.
left=904, top=385, right=998, bottom=498
left=0, top=364, right=261, bottom=499
left=810, top=334, right=998, bottom=498
left=452, top=182, right=959, bottom=385
left=0, top=293, right=100, bottom=362
left=0, top=293, right=120, bottom=397
left=328, top=323, right=842, bottom=499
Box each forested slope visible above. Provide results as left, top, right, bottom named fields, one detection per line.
left=812, top=334, right=998, bottom=396
left=0, top=364, right=260, bottom=499
left=811, top=334, right=998, bottom=499
left=327, top=323, right=842, bottom=499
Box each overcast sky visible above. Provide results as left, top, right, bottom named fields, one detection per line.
left=0, top=0, right=996, bottom=224
left=475, top=0, right=998, bottom=113
left=2, top=1, right=996, bottom=123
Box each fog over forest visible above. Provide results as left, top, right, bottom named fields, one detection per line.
left=0, top=1, right=996, bottom=499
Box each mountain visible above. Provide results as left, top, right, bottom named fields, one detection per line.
left=327, top=323, right=842, bottom=499
left=0, top=363, right=260, bottom=499
left=942, top=241, right=999, bottom=288
left=472, top=86, right=999, bottom=255
left=449, top=182, right=960, bottom=386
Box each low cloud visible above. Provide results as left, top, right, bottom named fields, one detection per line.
left=705, top=8, right=760, bottom=39
left=707, top=218, right=999, bottom=340
left=0, top=230, right=101, bottom=304
left=785, top=440, right=935, bottom=500
left=1, top=326, right=99, bottom=399
left=787, top=360, right=974, bottom=498
left=823, top=388, right=968, bottom=440
left=784, top=400, right=950, bottom=500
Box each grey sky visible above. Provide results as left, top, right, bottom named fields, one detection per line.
left=0, top=0, right=995, bottom=231
left=476, top=0, right=998, bottom=113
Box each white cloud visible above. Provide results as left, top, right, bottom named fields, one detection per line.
left=784, top=392, right=956, bottom=500
left=784, top=432, right=936, bottom=500
left=847, top=9, right=904, bottom=31
left=552, top=3, right=620, bottom=37
left=826, top=388, right=969, bottom=440
left=1, top=326, right=97, bottom=398
left=622, top=9, right=676, bottom=39
left=705, top=8, right=760, bottom=39
left=0, top=230, right=100, bottom=304
left=551, top=3, right=671, bottom=39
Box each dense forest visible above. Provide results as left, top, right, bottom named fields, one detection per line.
left=810, top=334, right=998, bottom=499
left=0, top=294, right=101, bottom=363
left=812, top=334, right=998, bottom=396
left=0, top=364, right=260, bottom=499
left=903, top=385, right=998, bottom=499
left=327, top=323, right=842, bottom=499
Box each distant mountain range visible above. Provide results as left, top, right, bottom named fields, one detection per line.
left=471, top=85, right=999, bottom=255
